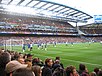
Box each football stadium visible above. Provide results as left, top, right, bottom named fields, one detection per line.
left=0, top=0, right=102, bottom=76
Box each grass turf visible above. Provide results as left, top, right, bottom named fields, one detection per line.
left=6, top=42, right=102, bottom=72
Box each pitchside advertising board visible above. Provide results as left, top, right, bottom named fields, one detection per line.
left=94, top=15, right=102, bottom=23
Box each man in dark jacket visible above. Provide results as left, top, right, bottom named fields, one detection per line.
left=42, top=58, right=53, bottom=76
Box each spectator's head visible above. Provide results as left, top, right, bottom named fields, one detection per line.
left=98, top=70, right=102, bottom=76
left=55, top=57, right=60, bottom=60
left=79, top=64, right=86, bottom=71
left=13, top=53, right=19, bottom=60
left=32, top=65, right=42, bottom=76
left=18, top=57, right=25, bottom=64
left=90, top=72, right=97, bottom=76
left=13, top=53, right=25, bottom=64
left=55, top=60, right=60, bottom=64
left=94, top=67, right=99, bottom=74
left=45, top=58, right=53, bottom=67
left=0, top=52, right=11, bottom=68
left=32, top=57, right=39, bottom=65
left=5, top=60, right=27, bottom=74
left=12, top=68, right=35, bottom=76
left=27, top=54, right=33, bottom=61
left=0, top=48, right=4, bottom=54
left=0, top=52, right=11, bottom=76
left=66, top=65, right=76, bottom=74
left=25, top=59, right=32, bottom=69
left=52, top=67, right=65, bottom=76
left=65, top=65, right=78, bottom=76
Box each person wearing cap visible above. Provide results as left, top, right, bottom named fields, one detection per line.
left=5, top=60, right=28, bottom=76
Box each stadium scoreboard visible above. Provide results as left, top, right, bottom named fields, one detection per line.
left=94, top=15, right=102, bottom=23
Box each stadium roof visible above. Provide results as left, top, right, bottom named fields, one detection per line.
left=0, top=0, right=93, bottom=23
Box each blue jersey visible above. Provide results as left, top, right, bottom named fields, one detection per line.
left=28, top=44, right=30, bottom=48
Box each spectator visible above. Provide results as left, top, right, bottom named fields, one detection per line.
left=78, top=64, right=89, bottom=76
left=0, top=48, right=4, bottom=54
left=98, top=70, right=102, bottom=76
left=52, top=60, right=62, bottom=72
left=13, top=53, right=25, bottom=64
left=5, top=60, right=28, bottom=76
left=18, top=57, right=25, bottom=64
left=42, top=58, right=53, bottom=76
left=25, top=59, right=32, bottom=69
left=32, top=57, right=44, bottom=67
left=94, top=67, right=100, bottom=76
left=32, top=65, right=42, bottom=76
left=27, top=53, right=33, bottom=61
left=52, top=67, right=66, bottom=76
left=90, top=67, right=100, bottom=76
left=0, top=52, right=11, bottom=76
left=55, top=56, right=64, bottom=69
left=90, top=72, right=97, bottom=76
left=12, top=68, right=35, bottom=76
left=65, top=65, right=79, bottom=76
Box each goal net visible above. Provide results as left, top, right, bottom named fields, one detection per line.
left=4, top=39, right=24, bottom=51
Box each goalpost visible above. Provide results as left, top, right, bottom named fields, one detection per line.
left=4, top=39, right=24, bottom=51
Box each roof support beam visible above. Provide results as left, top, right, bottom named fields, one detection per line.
left=37, top=3, right=48, bottom=9
left=7, top=0, right=13, bottom=5
left=45, top=4, right=54, bottom=10
left=17, top=0, right=25, bottom=5
left=32, top=1, right=41, bottom=8
left=84, top=17, right=92, bottom=20
left=56, top=9, right=71, bottom=15
left=63, top=10, right=75, bottom=15
left=25, top=0, right=33, bottom=6
left=79, top=15, right=87, bottom=19
left=55, top=7, right=65, bottom=12
left=69, top=11, right=80, bottom=16
left=75, top=13, right=83, bottom=17
left=61, top=9, right=71, bottom=14
left=50, top=6, right=59, bottom=11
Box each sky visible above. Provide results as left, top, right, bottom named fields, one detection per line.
left=46, top=0, right=102, bottom=26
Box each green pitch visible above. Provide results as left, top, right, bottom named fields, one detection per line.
left=9, top=42, right=102, bottom=72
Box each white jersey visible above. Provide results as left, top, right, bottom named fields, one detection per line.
left=30, top=44, right=32, bottom=47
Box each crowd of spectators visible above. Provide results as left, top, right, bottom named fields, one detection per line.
left=0, top=49, right=102, bottom=76
left=80, top=28, right=102, bottom=34
left=85, top=37, right=102, bottom=42
left=1, top=17, right=73, bottom=29
left=79, top=24, right=102, bottom=34
left=0, top=28, right=77, bottom=35
left=0, top=17, right=77, bottom=35
left=0, top=36, right=88, bottom=45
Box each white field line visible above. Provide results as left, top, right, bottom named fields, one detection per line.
left=62, top=58, right=102, bottom=66
left=34, top=53, right=102, bottom=66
